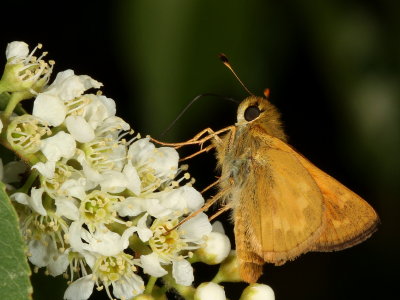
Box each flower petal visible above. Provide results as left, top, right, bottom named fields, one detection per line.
left=32, top=161, right=56, bottom=178
left=172, top=259, right=194, bottom=286
left=41, top=131, right=76, bottom=161
left=179, top=212, right=212, bottom=241
left=33, top=93, right=66, bottom=126
left=28, top=235, right=54, bottom=267
left=64, top=275, right=95, bottom=300
left=116, top=197, right=146, bottom=217
left=47, top=249, right=70, bottom=276
left=55, top=197, right=79, bottom=221
left=112, top=274, right=145, bottom=299
left=140, top=253, right=168, bottom=277
left=122, top=161, right=141, bottom=195
left=6, top=41, right=29, bottom=59
left=65, top=115, right=95, bottom=143
left=29, top=187, right=47, bottom=216
left=135, top=213, right=153, bottom=242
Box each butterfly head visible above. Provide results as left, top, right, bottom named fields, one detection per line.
left=236, top=94, right=286, bottom=141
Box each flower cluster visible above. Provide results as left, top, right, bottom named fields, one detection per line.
left=0, top=41, right=274, bottom=300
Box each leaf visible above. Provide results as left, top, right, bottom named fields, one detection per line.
left=0, top=181, right=32, bottom=300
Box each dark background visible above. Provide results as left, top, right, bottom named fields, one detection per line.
left=1, top=1, right=399, bottom=299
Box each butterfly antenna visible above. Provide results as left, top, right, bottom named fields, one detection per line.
left=160, top=93, right=238, bottom=137
left=219, top=53, right=254, bottom=95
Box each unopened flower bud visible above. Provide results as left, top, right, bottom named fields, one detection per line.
left=239, top=283, right=275, bottom=300
left=194, top=282, right=226, bottom=300
left=194, top=231, right=231, bottom=265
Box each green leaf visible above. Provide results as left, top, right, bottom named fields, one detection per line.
left=0, top=181, right=32, bottom=300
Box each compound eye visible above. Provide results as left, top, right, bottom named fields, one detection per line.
left=244, top=105, right=261, bottom=121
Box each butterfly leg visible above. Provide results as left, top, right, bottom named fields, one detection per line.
left=151, top=126, right=235, bottom=148
left=201, top=177, right=220, bottom=194
left=208, top=203, right=232, bottom=221
left=179, top=144, right=215, bottom=161
left=163, top=188, right=229, bottom=235
left=150, top=128, right=218, bottom=148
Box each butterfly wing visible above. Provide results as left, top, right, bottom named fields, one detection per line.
left=266, top=135, right=379, bottom=252
left=234, top=131, right=378, bottom=282
left=233, top=131, right=326, bottom=281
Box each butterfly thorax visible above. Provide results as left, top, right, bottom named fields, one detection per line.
left=214, top=96, right=286, bottom=208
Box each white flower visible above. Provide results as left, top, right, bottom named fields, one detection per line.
left=195, top=222, right=231, bottom=265
left=2, top=42, right=53, bottom=92
left=33, top=70, right=102, bottom=126
left=64, top=94, right=118, bottom=143
left=142, top=213, right=212, bottom=285
left=69, top=223, right=131, bottom=256
left=6, top=114, right=50, bottom=154
left=145, top=186, right=204, bottom=219
left=44, top=69, right=102, bottom=102
left=80, top=94, right=116, bottom=124
left=128, top=138, right=179, bottom=182
left=27, top=235, right=57, bottom=267
left=68, top=220, right=146, bottom=299
left=76, top=139, right=129, bottom=191
left=194, top=282, right=226, bottom=300
left=11, top=187, right=47, bottom=216
left=6, top=41, right=29, bottom=60
left=239, top=284, right=275, bottom=300
left=40, top=131, right=76, bottom=162
left=39, top=163, right=82, bottom=198
left=70, top=214, right=151, bottom=257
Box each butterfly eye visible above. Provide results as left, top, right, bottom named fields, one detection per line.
left=244, top=105, right=261, bottom=121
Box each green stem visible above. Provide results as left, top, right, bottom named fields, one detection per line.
left=0, top=81, right=7, bottom=95
left=145, top=276, right=157, bottom=294
left=12, top=169, right=39, bottom=194
left=3, top=92, right=25, bottom=119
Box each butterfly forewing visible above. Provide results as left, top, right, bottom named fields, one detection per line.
left=267, top=135, right=379, bottom=252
